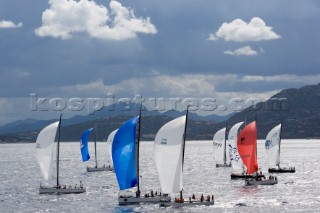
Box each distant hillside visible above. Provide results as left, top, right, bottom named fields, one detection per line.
left=225, top=83, right=320, bottom=139
left=1, top=83, right=320, bottom=143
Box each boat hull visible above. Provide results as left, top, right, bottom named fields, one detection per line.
left=118, top=195, right=171, bottom=205
left=160, top=200, right=214, bottom=208
left=39, top=187, right=86, bottom=194
left=87, top=167, right=113, bottom=172
left=231, top=173, right=265, bottom=179
left=268, top=167, right=295, bottom=173
left=216, top=163, right=231, bottom=168
left=245, top=179, right=278, bottom=186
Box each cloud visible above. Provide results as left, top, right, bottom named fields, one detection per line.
left=209, top=17, right=280, bottom=42
left=35, top=0, right=157, bottom=40
left=0, top=20, right=22, bottom=29
left=224, top=46, right=258, bottom=56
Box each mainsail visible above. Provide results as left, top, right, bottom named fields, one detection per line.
left=36, top=121, right=59, bottom=180
left=265, top=124, right=281, bottom=168
left=228, top=121, right=245, bottom=174
left=237, top=121, right=258, bottom=175
left=106, top=129, right=118, bottom=168
left=112, top=116, right=139, bottom=190
left=154, top=115, right=186, bottom=194
left=213, top=127, right=227, bottom=164
left=80, top=128, right=93, bottom=162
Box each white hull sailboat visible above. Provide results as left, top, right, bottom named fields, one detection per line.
left=156, top=109, right=214, bottom=208
left=265, top=123, right=295, bottom=173
left=37, top=115, right=85, bottom=194
left=113, top=106, right=171, bottom=205
left=80, top=125, right=112, bottom=172
left=213, top=126, right=231, bottom=168
left=237, top=121, right=277, bottom=186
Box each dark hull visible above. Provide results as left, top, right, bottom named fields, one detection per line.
left=87, top=166, right=113, bottom=172
left=231, top=173, right=265, bottom=179
left=160, top=200, right=214, bottom=208
left=216, top=163, right=231, bottom=168
left=268, top=167, right=295, bottom=173
left=246, top=179, right=278, bottom=186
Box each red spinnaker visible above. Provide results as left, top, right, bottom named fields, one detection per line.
left=237, top=121, right=258, bottom=174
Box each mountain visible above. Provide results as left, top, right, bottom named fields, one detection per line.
left=1, top=83, right=320, bottom=143
left=225, top=83, right=320, bottom=139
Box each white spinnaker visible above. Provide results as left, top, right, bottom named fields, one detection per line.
left=265, top=124, right=281, bottom=168
left=154, top=115, right=186, bottom=194
left=228, top=122, right=245, bottom=174
left=106, top=129, right=118, bottom=168
left=213, top=127, right=226, bottom=164
left=36, top=121, right=59, bottom=180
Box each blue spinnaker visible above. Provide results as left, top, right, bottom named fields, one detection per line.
left=112, top=116, right=139, bottom=190
left=80, top=128, right=93, bottom=162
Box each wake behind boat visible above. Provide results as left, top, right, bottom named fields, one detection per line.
left=113, top=106, right=171, bottom=205
left=213, top=125, right=231, bottom=168
left=237, top=121, right=278, bottom=186
left=265, top=123, right=296, bottom=173
left=37, top=114, right=86, bottom=194
left=157, top=108, right=214, bottom=208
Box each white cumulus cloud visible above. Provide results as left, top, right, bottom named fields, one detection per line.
left=224, top=46, right=258, bottom=56
left=0, top=20, right=22, bottom=29
left=35, top=0, right=157, bottom=40
left=209, top=17, right=280, bottom=42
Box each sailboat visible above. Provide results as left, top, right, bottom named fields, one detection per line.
left=157, top=109, right=214, bottom=208
left=265, top=123, right=295, bottom=173
left=106, top=129, right=118, bottom=170
left=213, top=126, right=231, bottom=167
left=113, top=108, right=171, bottom=205
left=37, top=115, right=86, bottom=194
left=237, top=121, right=278, bottom=186
left=80, top=124, right=112, bottom=172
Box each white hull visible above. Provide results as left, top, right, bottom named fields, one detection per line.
left=39, top=186, right=86, bottom=194
left=216, top=163, right=231, bottom=168
left=160, top=200, right=215, bottom=208
left=118, top=195, right=171, bottom=205
left=246, top=179, right=278, bottom=186
left=87, top=166, right=113, bottom=172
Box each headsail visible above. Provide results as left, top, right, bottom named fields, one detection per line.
left=36, top=121, right=59, bottom=180
left=213, top=127, right=226, bottom=164
left=265, top=124, right=281, bottom=168
left=112, top=117, right=139, bottom=190
left=237, top=121, right=258, bottom=174
left=154, top=115, right=186, bottom=194
left=228, top=121, right=245, bottom=174
left=106, top=129, right=118, bottom=168
left=80, top=128, right=93, bottom=162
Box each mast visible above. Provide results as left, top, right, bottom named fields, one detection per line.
left=94, top=123, right=98, bottom=168
left=223, top=122, right=227, bottom=165
left=56, top=114, right=62, bottom=187
left=136, top=103, right=142, bottom=195
left=180, top=106, right=189, bottom=199
left=277, top=121, right=283, bottom=168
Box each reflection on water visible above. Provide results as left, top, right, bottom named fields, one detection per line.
left=0, top=140, right=319, bottom=212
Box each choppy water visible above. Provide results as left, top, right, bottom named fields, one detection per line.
left=0, top=140, right=319, bottom=212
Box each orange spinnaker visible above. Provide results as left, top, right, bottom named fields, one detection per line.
left=237, top=121, right=258, bottom=174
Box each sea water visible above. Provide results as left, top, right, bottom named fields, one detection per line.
left=0, top=140, right=319, bottom=212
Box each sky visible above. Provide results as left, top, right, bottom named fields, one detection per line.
left=0, top=0, right=320, bottom=125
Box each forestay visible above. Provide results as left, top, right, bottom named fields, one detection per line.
left=265, top=124, right=281, bottom=168
left=154, top=115, right=186, bottom=194
left=228, top=122, right=245, bottom=174
left=80, top=128, right=93, bottom=162
left=36, top=121, right=59, bottom=180
left=106, top=129, right=118, bottom=168
left=112, top=117, right=139, bottom=190
left=213, top=127, right=226, bottom=164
